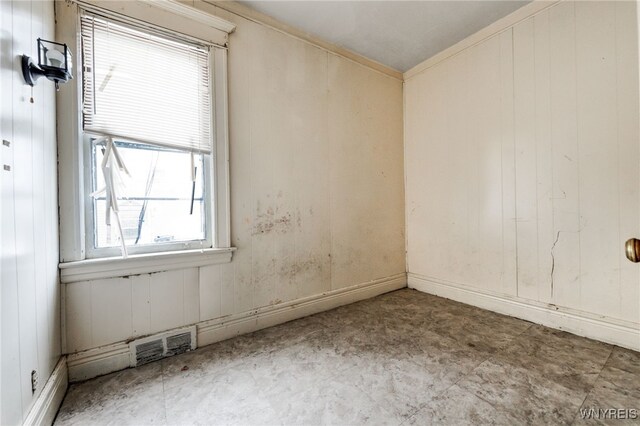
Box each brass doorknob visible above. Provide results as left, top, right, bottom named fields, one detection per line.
left=625, top=238, right=640, bottom=263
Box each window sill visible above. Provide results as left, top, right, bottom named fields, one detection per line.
left=59, top=247, right=236, bottom=284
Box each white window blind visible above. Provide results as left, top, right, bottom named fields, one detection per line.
left=81, top=13, right=212, bottom=153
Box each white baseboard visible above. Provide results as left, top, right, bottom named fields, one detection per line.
left=67, top=273, right=407, bottom=382
left=197, top=272, right=407, bottom=346
left=67, top=344, right=131, bottom=383
left=23, top=357, right=68, bottom=426
left=408, top=273, right=640, bottom=351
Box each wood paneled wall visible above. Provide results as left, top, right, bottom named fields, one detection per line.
left=405, top=1, right=639, bottom=329
left=0, top=1, right=61, bottom=424
left=63, top=2, right=405, bottom=354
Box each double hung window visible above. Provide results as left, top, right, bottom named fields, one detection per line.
left=80, top=13, right=213, bottom=258
left=57, top=1, right=234, bottom=282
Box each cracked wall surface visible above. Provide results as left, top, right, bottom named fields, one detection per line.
left=405, top=0, right=640, bottom=326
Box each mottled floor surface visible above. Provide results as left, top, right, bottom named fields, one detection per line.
left=55, top=289, right=640, bottom=425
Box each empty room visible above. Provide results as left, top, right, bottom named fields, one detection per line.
left=1, top=0, right=639, bottom=424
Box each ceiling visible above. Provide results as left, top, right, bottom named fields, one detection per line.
left=238, top=1, right=531, bottom=72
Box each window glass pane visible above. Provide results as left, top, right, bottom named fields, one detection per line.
left=92, top=141, right=206, bottom=248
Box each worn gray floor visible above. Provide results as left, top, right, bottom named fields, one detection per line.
left=55, top=289, right=640, bottom=425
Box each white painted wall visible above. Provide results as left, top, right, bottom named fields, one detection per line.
left=0, top=1, right=61, bottom=424
left=405, top=0, right=640, bottom=349
left=63, top=2, right=405, bottom=355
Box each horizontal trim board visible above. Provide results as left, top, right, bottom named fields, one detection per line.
left=23, top=357, right=69, bottom=426
left=72, top=0, right=230, bottom=47
left=67, top=344, right=131, bottom=383
left=66, top=273, right=407, bottom=382
left=408, top=273, right=640, bottom=352
left=205, top=0, right=403, bottom=81
left=198, top=272, right=407, bottom=346
left=59, top=248, right=235, bottom=283
left=404, top=0, right=560, bottom=80
left=141, top=0, right=236, bottom=33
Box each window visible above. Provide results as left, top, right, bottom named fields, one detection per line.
left=89, top=141, right=209, bottom=251
left=80, top=13, right=214, bottom=258
left=56, top=1, right=234, bottom=279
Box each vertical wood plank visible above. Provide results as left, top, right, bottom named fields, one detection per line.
left=90, top=278, right=132, bottom=348
left=405, top=65, right=430, bottom=277
left=43, top=0, right=60, bottom=373
left=0, top=0, right=23, bottom=422
left=441, top=53, right=469, bottom=286
left=199, top=265, right=222, bottom=321
left=500, top=29, right=518, bottom=297
left=468, top=35, right=505, bottom=293
left=463, top=46, right=481, bottom=288
left=285, top=41, right=330, bottom=303
left=533, top=10, right=554, bottom=304
left=614, top=0, right=640, bottom=322
left=30, top=0, right=51, bottom=395
left=514, top=17, right=540, bottom=301
left=149, top=270, right=184, bottom=333
left=281, top=36, right=305, bottom=305
left=549, top=1, right=581, bottom=309
left=13, top=0, right=40, bottom=415
left=406, top=56, right=467, bottom=284
left=403, top=75, right=418, bottom=275
left=64, top=282, right=93, bottom=353
left=575, top=1, right=620, bottom=318
left=219, top=262, right=235, bottom=317
left=249, top=21, right=279, bottom=308
left=215, top=9, right=254, bottom=315
left=131, top=274, right=151, bottom=337
left=271, top=33, right=304, bottom=305
left=183, top=268, right=200, bottom=324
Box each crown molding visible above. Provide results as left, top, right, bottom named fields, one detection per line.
left=203, top=0, right=403, bottom=81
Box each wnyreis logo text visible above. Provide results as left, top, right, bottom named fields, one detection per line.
left=580, top=408, right=638, bottom=420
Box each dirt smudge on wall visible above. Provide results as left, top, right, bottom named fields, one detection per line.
left=252, top=198, right=305, bottom=236
left=253, top=211, right=292, bottom=235
left=279, top=256, right=326, bottom=279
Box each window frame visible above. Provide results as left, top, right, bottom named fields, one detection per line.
left=83, top=136, right=215, bottom=259
left=56, top=0, right=234, bottom=279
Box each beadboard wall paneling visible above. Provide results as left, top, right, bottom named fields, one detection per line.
left=0, top=1, right=61, bottom=424
left=62, top=1, right=405, bottom=354
left=405, top=1, right=639, bottom=329
left=405, top=29, right=517, bottom=297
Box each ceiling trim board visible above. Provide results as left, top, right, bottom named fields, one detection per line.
left=404, top=0, right=560, bottom=81
left=202, top=0, right=403, bottom=81
left=143, top=0, right=236, bottom=33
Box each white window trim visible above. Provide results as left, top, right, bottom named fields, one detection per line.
left=56, top=0, right=235, bottom=274
left=82, top=137, right=214, bottom=259
left=59, top=247, right=235, bottom=283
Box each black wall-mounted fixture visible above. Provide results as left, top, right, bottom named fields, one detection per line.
left=22, top=38, right=73, bottom=90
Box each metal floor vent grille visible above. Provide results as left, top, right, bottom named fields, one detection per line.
left=129, top=326, right=196, bottom=367
left=166, top=332, right=192, bottom=356
left=135, top=340, right=164, bottom=366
